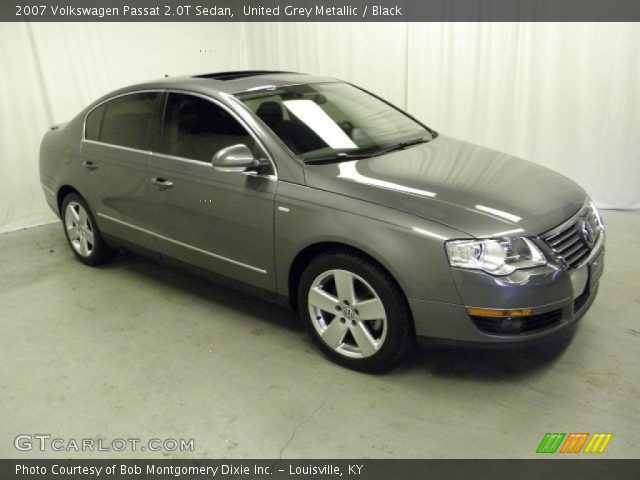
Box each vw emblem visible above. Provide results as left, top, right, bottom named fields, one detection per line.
left=580, top=218, right=596, bottom=248
left=342, top=306, right=355, bottom=320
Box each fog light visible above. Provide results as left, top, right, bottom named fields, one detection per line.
left=466, top=307, right=532, bottom=317
left=499, top=318, right=524, bottom=333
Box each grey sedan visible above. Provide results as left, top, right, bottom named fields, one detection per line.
left=40, top=71, right=605, bottom=371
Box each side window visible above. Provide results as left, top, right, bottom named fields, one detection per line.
left=85, top=104, right=105, bottom=141
left=158, top=93, right=256, bottom=163
left=95, top=92, right=159, bottom=150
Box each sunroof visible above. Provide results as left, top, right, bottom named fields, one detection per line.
left=193, top=70, right=298, bottom=81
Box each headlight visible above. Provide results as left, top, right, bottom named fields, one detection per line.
left=446, top=237, right=546, bottom=275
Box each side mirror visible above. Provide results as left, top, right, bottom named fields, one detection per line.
left=212, top=144, right=258, bottom=173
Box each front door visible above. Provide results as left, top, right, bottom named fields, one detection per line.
left=148, top=92, right=277, bottom=291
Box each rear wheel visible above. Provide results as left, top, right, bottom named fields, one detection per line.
left=298, top=252, right=413, bottom=372
left=61, top=193, right=116, bottom=266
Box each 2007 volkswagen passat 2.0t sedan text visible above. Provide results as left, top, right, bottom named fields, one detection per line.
left=39, top=71, right=605, bottom=372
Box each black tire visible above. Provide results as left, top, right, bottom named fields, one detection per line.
left=298, top=251, right=414, bottom=373
left=61, top=192, right=116, bottom=266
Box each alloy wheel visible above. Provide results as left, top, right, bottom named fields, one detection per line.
left=308, top=269, right=387, bottom=358
left=64, top=201, right=95, bottom=257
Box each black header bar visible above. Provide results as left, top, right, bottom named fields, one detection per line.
left=5, top=0, right=640, bottom=22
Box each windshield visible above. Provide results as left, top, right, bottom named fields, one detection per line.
left=235, top=82, right=433, bottom=161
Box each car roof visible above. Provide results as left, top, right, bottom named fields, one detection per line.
left=122, top=71, right=341, bottom=96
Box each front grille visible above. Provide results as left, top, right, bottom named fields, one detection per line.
left=471, top=309, right=563, bottom=335
left=542, top=206, right=601, bottom=269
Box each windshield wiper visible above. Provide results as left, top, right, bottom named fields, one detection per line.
left=373, top=137, right=432, bottom=156
left=303, top=152, right=375, bottom=164
left=303, top=137, right=433, bottom=164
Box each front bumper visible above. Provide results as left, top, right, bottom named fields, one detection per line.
left=411, top=241, right=605, bottom=345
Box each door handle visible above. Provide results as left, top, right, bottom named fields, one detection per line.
left=82, top=160, right=98, bottom=171
left=151, top=177, right=174, bottom=190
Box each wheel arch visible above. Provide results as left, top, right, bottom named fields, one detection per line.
left=287, top=241, right=412, bottom=324
left=56, top=185, right=82, bottom=214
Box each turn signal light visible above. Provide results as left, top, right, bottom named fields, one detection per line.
left=466, top=307, right=533, bottom=318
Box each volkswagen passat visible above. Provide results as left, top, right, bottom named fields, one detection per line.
left=40, top=71, right=605, bottom=371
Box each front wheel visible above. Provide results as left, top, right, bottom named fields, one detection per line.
left=298, top=252, right=413, bottom=372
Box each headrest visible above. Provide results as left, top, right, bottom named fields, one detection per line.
left=256, top=101, right=284, bottom=125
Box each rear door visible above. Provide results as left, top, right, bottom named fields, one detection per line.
left=81, top=91, right=162, bottom=250
left=147, top=92, right=277, bottom=291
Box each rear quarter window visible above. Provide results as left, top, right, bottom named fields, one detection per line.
left=84, top=104, right=105, bottom=141
left=87, top=92, right=159, bottom=150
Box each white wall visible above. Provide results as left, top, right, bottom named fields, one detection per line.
left=241, top=22, right=409, bottom=110
left=1, top=22, right=639, bottom=233
left=244, top=22, right=640, bottom=210
left=0, top=23, right=245, bottom=233
left=406, top=23, right=640, bottom=210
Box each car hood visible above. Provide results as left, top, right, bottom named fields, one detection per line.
left=303, top=135, right=586, bottom=237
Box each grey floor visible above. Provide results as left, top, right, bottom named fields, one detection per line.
left=1, top=210, right=638, bottom=459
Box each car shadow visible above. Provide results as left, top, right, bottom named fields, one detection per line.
left=104, top=248, right=574, bottom=380
left=104, top=248, right=302, bottom=333
left=400, top=328, right=576, bottom=380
